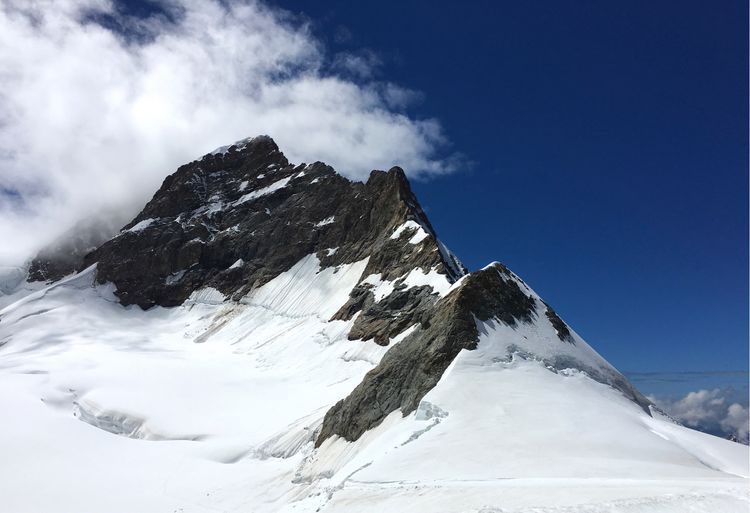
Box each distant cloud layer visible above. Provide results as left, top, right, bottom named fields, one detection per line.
left=0, top=0, right=456, bottom=265
left=649, top=388, right=749, bottom=444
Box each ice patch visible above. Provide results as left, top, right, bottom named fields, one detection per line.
left=362, top=267, right=452, bottom=302
left=415, top=400, right=449, bottom=421
left=390, top=220, right=430, bottom=244
left=75, top=398, right=203, bottom=442
left=229, top=259, right=244, bottom=270
left=315, top=216, right=335, bottom=227
left=401, top=267, right=452, bottom=296
left=233, top=176, right=291, bottom=206
left=165, top=270, right=185, bottom=285
left=361, top=274, right=396, bottom=302
left=125, top=218, right=156, bottom=233
left=443, top=273, right=470, bottom=297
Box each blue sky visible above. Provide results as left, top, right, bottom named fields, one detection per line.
left=271, top=0, right=748, bottom=385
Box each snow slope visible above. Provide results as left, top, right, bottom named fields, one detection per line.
left=0, top=255, right=747, bottom=513
left=0, top=257, right=386, bottom=512
left=299, top=321, right=749, bottom=512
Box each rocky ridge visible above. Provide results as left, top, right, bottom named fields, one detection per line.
left=85, top=135, right=462, bottom=305
left=36, top=135, right=651, bottom=446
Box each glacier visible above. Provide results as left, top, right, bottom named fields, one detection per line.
left=0, top=256, right=746, bottom=512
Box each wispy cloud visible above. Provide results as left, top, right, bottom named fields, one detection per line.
left=331, top=49, right=383, bottom=79
left=721, top=403, right=750, bottom=442
left=0, top=0, right=459, bottom=265
left=648, top=388, right=749, bottom=443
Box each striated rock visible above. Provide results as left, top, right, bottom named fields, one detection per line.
left=83, top=135, right=463, bottom=310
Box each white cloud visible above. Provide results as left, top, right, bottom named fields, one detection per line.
left=721, top=403, right=749, bottom=442
left=665, top=388, right=724, bottom=426
left=0, top=0, right=457, bottom=265
left=649, top=388, right=749, bottom=443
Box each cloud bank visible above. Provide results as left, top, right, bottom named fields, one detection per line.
left=0, top=0, right=456, bottom=265
left=649, top=388, right=749, bottom=444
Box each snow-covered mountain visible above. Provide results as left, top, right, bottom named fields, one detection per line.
left=1, top=136, right=747, bottom=513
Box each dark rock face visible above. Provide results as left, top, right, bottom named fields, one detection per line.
left=83, top=136, right=463, bottom=310
left=341, top=286, right=435, bottom=346
left=544, top=303, right=574, bottom=343
left=316, top=263, right=539, bottom=445
left=317, top=263, right=652, bottom=445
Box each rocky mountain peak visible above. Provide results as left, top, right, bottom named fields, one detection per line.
left=3, top=134, right=745, bottom=512
left=82, top=135, right=464, bottom=312
left=25, top=135, right=650, bottom=450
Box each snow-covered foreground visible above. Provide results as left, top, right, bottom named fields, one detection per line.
left=0, top=258, right=747, bottom=513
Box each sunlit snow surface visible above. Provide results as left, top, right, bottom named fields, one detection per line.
left=0, top=257, right=747, bottom=513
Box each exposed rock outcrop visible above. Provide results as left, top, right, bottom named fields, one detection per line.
left=61, top=134, right=650, bottom=447
left=317, top=262, right=651, bottom=445
left=83, top=136, right=464, bottom=310
left=317, top=263, right=537, bottom=444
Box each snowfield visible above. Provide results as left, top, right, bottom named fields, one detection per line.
left=0, top=256, right=747, bottom=513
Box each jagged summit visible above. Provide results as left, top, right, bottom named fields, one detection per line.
left=83, top=135, right=464, bottom=309
left=207, top=134, right=278, bottom=157
left=73, top=135, right=648, bottom=444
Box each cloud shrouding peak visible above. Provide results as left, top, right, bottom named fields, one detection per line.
left=0, top=0, right=456, bottom=265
